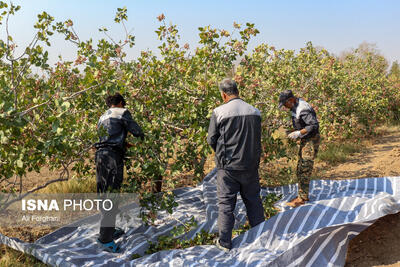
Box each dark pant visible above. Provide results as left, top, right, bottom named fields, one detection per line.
left=217, top=169, right=265, bottom=249
left=95, top=149, right=124, bottom=243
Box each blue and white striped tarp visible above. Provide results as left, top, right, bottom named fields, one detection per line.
left=1, top=169, right=400, bottom=266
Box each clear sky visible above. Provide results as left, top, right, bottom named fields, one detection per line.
left=4, top=0, right=400, bottom=66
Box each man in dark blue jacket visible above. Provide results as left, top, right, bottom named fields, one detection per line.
left=94, top=93, right=144, bottom=252
left=278, top=90, right=320, bottom=208
left=207, top=79, right=265, bottom=251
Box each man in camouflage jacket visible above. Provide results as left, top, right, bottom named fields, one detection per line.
left=279, top=89, right=320, bottom=207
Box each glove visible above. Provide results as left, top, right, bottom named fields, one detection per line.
left=288, top=130, right=302, bottom=140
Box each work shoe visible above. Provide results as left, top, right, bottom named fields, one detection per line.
left=286, top=197, right=309, bottom=208
left=214, top=238, right=230, bottom=252
left=97, top=239, right=121, bottom=253
left=112, top=227, right=125, bottom=240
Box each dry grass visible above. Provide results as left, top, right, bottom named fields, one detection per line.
left=0, top=226, right=55, bottom=266
left=0, top=245, right=47, bottom=267
left=38, top=176, right=97, bottom=193
left=317, top=141, right=364, bottom=165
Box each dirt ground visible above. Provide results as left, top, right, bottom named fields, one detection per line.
left=0, top=167, right=59, bottom=193
left=319, top=131, right=400, bottom=180
left=314, top=129, right=400, bottom=267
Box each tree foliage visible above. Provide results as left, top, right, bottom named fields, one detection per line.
left=1, top=3, right=399, bottom=219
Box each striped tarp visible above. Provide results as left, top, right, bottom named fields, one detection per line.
left=1, top=169, right=400, bottom=266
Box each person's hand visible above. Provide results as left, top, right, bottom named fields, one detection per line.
left=285, top=129, right=294, bottom=135
left=288, top=130, right=302, bottom=140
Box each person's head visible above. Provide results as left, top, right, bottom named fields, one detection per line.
left=106, top=92, right=126, bottom=108
left=278, top=89, right=296, bottom=109
left=219, top=78, right=239, bottom=103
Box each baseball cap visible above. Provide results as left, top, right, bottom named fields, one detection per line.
left=278, top=90, right=294, bottom=108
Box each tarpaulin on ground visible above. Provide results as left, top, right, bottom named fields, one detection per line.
left=1, top=169, right=400, bottom=266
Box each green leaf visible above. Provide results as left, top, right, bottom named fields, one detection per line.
left=57, top=127, right=63, bottom=135
left=62, top=101, right=71, bottom=110
left=16, top=159, right=23, bottom=168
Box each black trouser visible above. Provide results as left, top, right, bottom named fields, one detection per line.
left=95, top=148, right=124, bottom=243
left=217, top=168, right=265, bottom=249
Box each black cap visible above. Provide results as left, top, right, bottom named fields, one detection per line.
left=278, top=90, right=294, bottom=108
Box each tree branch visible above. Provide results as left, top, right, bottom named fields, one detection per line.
left=17, top=100, right=51, bottom=116
left=0, top=176, right=69, bottom=210
left=103, top=31, right=117, bottom=46
left=161, top=122, right=185, bottom=132
left=13, top=33, right=39, bottom=61
left=0, top=142, right=93, bottom=211
left=62, top=83, right=102, bottom=101
left=5, top=8, right=11, bottom=61
left=12, top=83, right=102, bottom=117
left=70, top=26, right=81, bottom=44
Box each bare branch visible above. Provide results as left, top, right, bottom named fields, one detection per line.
left=122, top=21, right=128, bottom=38
left=70, top=26, right=81, bottom=44
left=302, top=73, right=316, bottom=90
left=0, top=176, right=69, bottom=210
left=61, top=161, right=70, bottom=181
left=5, top=7, right=11, bottom=61
left=12, top=83, right=102, bottom=117
left=168, top=215, right=191, bottom=231
left=58, top=26, right=80, bottom=46
left=62, top=83, right=103, bottom=101
left=0, top=175, right=18, bottom=209
left=11, top=61, right=16, bottom=108
left=18, top=100, right=51, bottom=116
left=0, top=144, right=93, bottom=210
left=13, top=33, right=39, bottom=61
left=161, top=122, right=184, bottom=132
left=65, top=33, right=80, bottom=46
left=28, top=176, right=67, bottom=194
left=12, top=60, right=35, bottom=94
left=102, top=31, right=117, bottom=46
left=19, top=175, right=22, bottom=195
left=65, top=144, right=93, bottom=166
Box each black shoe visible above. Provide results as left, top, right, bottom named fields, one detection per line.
left=97, top=239, right=121, bottom=253
left=214, top=238, right=230, bottom=252
left=112, top=227, right=125, bottom=240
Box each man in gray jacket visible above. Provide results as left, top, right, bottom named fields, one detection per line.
left=207, top=79, right=265, bottom=251
left=94, top=93, right=144, bottom=252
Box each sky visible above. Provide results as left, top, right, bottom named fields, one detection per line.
left=3, top=0, right=400, bottom=66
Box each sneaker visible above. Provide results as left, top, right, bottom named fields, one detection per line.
left=97, top=239, right=121, bottom=253
left=214, top=238, right=230, bottom=252
left=112, top=227, right=125, bottom=240
left=286, top=197, right=308, bottom=208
